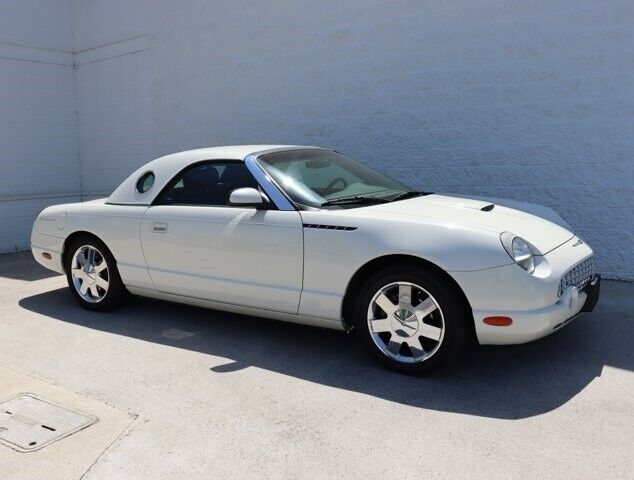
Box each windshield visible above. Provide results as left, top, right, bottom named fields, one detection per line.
left=257, top=149, right=410, bottom=208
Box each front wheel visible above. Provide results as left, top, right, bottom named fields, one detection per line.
left=354, top=266, right=468, bottom=373
left=64, top=236, right=127, bottom=311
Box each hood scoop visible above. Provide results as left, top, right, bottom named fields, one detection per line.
left=421, top=195, right=497, bottom=211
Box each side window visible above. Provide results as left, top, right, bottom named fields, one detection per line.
left=155, top=162, right=259, bottom=206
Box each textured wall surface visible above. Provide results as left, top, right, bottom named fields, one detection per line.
left=0, top=0, right=79, bottom=251
left=2, top=1, right=633, bottom=278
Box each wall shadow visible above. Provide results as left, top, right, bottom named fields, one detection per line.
left=19, top=283, right=633, bottom=420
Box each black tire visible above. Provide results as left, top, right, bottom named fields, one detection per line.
left=64, top=235, right=128, bottom=311
left=354, top=265, right=468, bottom=374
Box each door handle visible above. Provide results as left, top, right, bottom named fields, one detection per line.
left=152, top=223, right=168, bottom=232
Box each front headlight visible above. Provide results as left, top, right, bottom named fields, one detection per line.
left=500, top=232, right=536, bottom=274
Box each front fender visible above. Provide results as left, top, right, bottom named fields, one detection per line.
left=298, top=214, right=512, bottom=320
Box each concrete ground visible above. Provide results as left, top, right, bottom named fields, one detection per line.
left=0, top=251, right=632, bottom=479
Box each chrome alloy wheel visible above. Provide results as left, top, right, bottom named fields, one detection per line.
left=70, top=245, right=109, bottom=303
left=367, top=282, right=445, bottom=363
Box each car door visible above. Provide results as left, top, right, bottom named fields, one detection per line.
left=140, top=161, right=303, bottom=314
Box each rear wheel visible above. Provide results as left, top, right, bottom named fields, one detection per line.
left=64, top=236, right=127, bottom=311
left=354, top=266, right=468, bottom=373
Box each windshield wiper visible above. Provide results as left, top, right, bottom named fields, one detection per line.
left=321, top=195, right=391, bottom=207
left=390, top=190, right=431, bottom=202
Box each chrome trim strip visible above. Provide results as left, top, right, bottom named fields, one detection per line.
left=244, top=153, right=295, bottom=211
left=245, top=147, right=333, bottom=211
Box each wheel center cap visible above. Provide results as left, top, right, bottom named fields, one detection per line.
left=392, top=308, right=418, bottom=337
left=84, top=269, right=97, bottom=285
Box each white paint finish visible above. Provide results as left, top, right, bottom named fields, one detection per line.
left=33, top=199, right=154, bottom=287
left=1, top=197, right=79, bottom=253
left=228, top=187, right=266, bottom=206
left=454, top=238, right=595, bottom=344
left=140, top=205, right=304, bottom=313
left=67, top=204, right=154, bottom=289
left=107, top=145, right=291, bottom=205
left=297, top=195, right=585, bottom=322
left=126, top=286, right=343, bottom=331
left=31, top=147, right=597, bottom=346
left=356, top=195, right=574, bottom=254
left=297, top=207, right=512, bottom=319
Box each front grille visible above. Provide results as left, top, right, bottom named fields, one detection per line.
left=558, top=257, right=595, bottom=297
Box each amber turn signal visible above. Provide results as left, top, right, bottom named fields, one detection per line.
left=483, top=316, right=513, bottom=326
left=42, top=252, right=52, bottom=260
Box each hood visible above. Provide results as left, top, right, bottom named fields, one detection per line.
left=448, top=193, right=572, bottom=230
left=360, top=194, right=574, bottom=254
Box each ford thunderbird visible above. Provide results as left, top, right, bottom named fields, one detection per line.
left=31, top=146, right=600, bottom=372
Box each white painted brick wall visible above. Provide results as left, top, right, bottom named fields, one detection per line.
left=3, top=1, right=634, bottom=279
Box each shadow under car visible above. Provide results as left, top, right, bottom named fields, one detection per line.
left=18, top=281, right=633, bottom=420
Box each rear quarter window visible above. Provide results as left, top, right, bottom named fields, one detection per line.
left=136, top=172, right=155, bottom=193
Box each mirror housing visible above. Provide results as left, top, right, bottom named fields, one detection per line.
left=229, top=187, right=265, bottom=207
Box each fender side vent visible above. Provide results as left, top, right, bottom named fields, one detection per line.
left=303, top=224, right=357, bottom=231
left=480, top=204, right=495, bottom=211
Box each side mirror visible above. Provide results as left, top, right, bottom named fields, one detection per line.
left=229, top=187, right=265, bottom=207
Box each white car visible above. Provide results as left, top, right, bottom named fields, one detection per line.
left=31, top=145, right=600, bottom=372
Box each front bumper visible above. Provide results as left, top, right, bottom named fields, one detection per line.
left=451, top=237, right=600, bottom=345
left=478, top=274, right=601, bottom=345
left=581, top=274, right=601, bottom=313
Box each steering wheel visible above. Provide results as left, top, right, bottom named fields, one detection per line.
left=325, top=177, right=348, bottom=194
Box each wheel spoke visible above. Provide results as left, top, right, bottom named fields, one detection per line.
left=398, top=284, right=412, bottom=306
left=369, top=317, right=392, bottom=333
left=420, top=322, right=442, bottom=341
left=387, top=337, right=402, bottom=354
left=87, top=247, right=96, bottom=267
left=414, top=297, right=437, bottom=319
left=367, top=281, right=445, bottom=364
left=71, top=244, right=111, bottom=303
left=374, top=293, right=397, bottom=315
left=405, top=336, right=425, bottom=358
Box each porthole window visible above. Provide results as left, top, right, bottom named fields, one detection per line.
left=136, top=172, right=154, bottom=193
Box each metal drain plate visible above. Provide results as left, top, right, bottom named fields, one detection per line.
left=0, top=394, right=98, bottom=452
